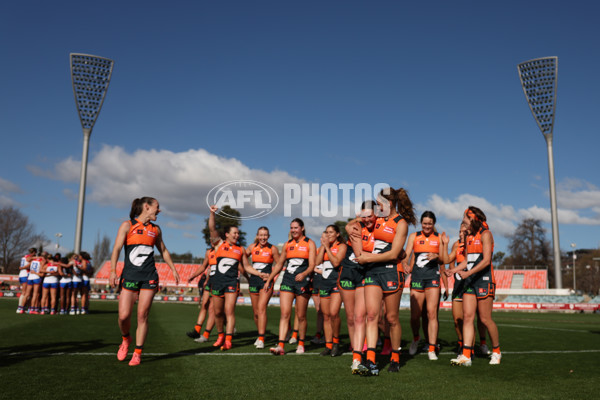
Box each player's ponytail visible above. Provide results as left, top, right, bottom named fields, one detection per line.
left=378, top=187, right=416, bottom=225
left=395, top=188, right=416, bottom=226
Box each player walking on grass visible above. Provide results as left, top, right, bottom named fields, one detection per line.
left=186, top=241, right=218, bottom=342
left=446, top=207, right=501, bottom=366
left=207, top=205, right=267, bottom=351
left=354, top=187, right=414, bottom=375
left=266, top=218, right=316, bottom=355
left=109, top=197, right=180, bottom=366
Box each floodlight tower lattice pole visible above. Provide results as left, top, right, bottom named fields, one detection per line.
left=70, top=53, right=114, bottom=253
left=517, top=56, right=562, bottom=289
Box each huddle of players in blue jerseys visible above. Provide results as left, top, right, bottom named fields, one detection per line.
left=16, top=249, right=93, bottom=315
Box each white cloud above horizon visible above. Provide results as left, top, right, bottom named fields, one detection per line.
left=24, top=145, right=600, bottom=238
left=0, top=177, right=22, bottom=207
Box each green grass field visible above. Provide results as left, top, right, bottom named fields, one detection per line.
left=1, top=299, right=598, bottom=399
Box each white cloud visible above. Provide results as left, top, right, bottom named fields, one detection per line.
left=0, top=177, right=21, bottom=207
left=182, top=232, right=198, bottom=239
left=0, top=177, right=21, bottom=193
left=0, top=194, right=18, bottom=207
left=31, top=147, right=600, bottom=239
left=419, top=193, right=519, bottom=236
left=421, top=185, right=600, bottom=239
left=557, top=178, right=600, bottom=210
left=35, top=146, right=391, bottom=226
left=40, top=145, right=306, bottom=220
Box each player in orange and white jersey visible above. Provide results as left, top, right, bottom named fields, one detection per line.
left=207, top=205, right=268, bottom=351
left=246, top=226, right=280, bottom=349
left=446, top=206, right=501, bottom=366
left=266, top=218, right=317, bottom=355
left=355, top=187, right=416, bottom=375
left=315, top=225, right=347, bottom=357
left=109, top=197, right=181, bottom=366
left=341, top=201, right=377, bottom=372
left=186, top=240, right=219, bottom=342
left=404, top=211, right=444, bottom=360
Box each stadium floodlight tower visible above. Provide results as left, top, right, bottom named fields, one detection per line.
left=517, top=56, right=562, bottom=289
left=70, top=53, right=114, bottom=253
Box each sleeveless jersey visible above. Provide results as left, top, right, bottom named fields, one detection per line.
left=453, top=241, right=465, bottom=280
left=371, top=215, right=404, bottom=273
left=123, top=218, right=159, bottom=281
left=341, top=223, right=375, bottom=269
left=215, top=242, right=243, bottom=279
left=207, top=248, right=217, bottom=276
left=464, top=228, right=495, bottom=284
left=249, top=243, right=274, bottom=274
left=82, top=261, right=91, bottom=281
left=321, top=241, right=342, bottom=281
left=284, top=237, right=312, bottom=276
left=44, top=262, right=60, bottom=284
left=28, top=257, right=44, bottom=279
left=411, top=231, right=440, bottom=281
left=60, top=262, right=73, bottom=281
left=72, top=259, right=83, bottom=282
left=19, top=255, right=30, bottom=278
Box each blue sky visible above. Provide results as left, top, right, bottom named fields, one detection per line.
left=1, top=0, right=598, bottom=260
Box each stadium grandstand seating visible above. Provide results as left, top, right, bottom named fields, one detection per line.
left=494, top=270, right=514, bottom=289
left=588, top=297, right=600, bottom=304
left=502, top=294, right=584, bottom=303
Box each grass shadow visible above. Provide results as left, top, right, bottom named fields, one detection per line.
left=0, top=339, right=107, bottom=367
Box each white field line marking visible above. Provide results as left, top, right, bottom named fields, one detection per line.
left=4, top=349, right=600, bottom=357
left=438, top=318, right=589, bottom=333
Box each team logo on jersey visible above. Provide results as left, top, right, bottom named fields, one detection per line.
left=136, top=229, right=144, bottom=234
